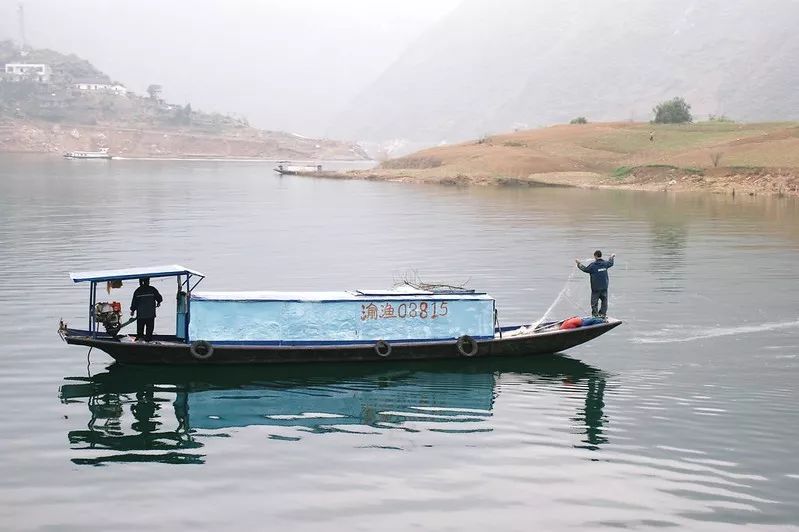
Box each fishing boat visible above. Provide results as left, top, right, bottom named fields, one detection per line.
left=63, top=148, right=112, bottom=159
left=273, top=163, right=322, bottom=175
left=58, top=265, right=621, bottom=365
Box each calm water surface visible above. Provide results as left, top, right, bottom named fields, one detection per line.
left=1, top=154, right=798, bottom=530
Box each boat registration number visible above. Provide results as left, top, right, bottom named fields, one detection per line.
left=361, top=301, right=448, bottom=321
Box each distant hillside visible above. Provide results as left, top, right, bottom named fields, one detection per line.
left=315, top=121, right=799, bottom=196
left=388, top=121, right=799, bottom=176
left=0, top=40, right=107, bottom=82
left=0, top=40, right=256, bottom=130
left=332, top=0, right=799, bottom=143
left=0, top=41, right=368, bottom=159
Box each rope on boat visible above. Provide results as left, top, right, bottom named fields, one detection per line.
left=494, top=308, right=502, bottom=339
left=531, top=265, right=581, bottom=329
left=504, top=266, right=585, bottom=338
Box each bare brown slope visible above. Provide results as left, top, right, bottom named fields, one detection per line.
left=402, top=122, right=799, bottom=175
left=321, top=122, right=799, bottom=195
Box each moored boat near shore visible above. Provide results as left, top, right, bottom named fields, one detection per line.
left=59, top=265, right=621, bottom=365
left=274, top=163, right=322, bottom=175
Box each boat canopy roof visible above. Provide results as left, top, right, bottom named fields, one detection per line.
left=70, top=264, right=205, bottom=283
left=192, top=289, right=491, bottom=302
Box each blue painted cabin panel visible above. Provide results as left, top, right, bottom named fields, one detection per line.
left=188, top=293, right=495, bottom=344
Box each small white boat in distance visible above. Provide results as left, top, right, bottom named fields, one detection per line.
left=64, top=148, right=112, bottom=160
left=274, top=163, right=322, bottom=175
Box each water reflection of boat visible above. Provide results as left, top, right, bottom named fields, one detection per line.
left=59, top=356, right=608, bottom=465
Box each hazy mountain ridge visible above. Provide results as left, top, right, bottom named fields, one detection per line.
left=333, top=0, right=799, bottom=143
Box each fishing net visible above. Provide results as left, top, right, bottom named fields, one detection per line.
left=393, top=271, right=474, bottom=293
left=505, top=265, right=587, bottom=337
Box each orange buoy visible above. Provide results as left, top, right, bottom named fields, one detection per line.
left=560, top=317, right=583, bottom=330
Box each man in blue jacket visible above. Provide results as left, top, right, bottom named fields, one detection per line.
left=130, top=277, right=163, bottom=342
left=576, top=250, right=615, bottom=318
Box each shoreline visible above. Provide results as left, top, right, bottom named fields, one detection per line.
left=290, top=166, right=799, bottom=197
left=297, top=121, right=799, bottom=197
left=0, top=119, right=369, bottom=161
left=0, top=152, right=374, bottom=164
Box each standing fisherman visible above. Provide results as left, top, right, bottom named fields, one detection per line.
left=575, top=251, right=615, bottom=318
left=130, top=277, right=163, bottom=342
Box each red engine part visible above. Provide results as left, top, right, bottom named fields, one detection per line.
left=111, top=301, right=121, bottom=313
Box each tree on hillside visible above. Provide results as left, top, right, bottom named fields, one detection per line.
left=146, top=84, right=162, bottom=100
left=181, top=103, right=192, bottom=124
left=170, top=103, right=193, bottom=126
left=570, top=116, right=588, bottom=124
left=652, top=97, right=692, bottom=124
left=182, top=103, right=192, bottom=124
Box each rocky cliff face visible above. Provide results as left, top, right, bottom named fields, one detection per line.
left=332, top=0, right=799, bottom=143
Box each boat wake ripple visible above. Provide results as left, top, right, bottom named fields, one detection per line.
left=632, top=319, right=799, bottom=344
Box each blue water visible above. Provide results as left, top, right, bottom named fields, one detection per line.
left=1, top=154, right=798, bottom=530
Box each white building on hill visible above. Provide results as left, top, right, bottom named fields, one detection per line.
left=4, top=63, right=52, bottom=82
left=73, top=79, right=128, bottom=95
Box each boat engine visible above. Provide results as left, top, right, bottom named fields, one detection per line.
left=95, top=301, right=122, bottom=335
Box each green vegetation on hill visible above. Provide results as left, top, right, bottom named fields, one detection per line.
left=652, top=97, right=693, bottom=124
left=0, top=40, right=247, bottom=132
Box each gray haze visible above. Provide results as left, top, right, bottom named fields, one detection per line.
left=0, top=0, right=460, bottom=137
left=2, top=0, right=798, bottom=146
left=335, top=0, right=799, bottom=143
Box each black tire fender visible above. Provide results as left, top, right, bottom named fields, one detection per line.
left=190, top=340, right=214, bottom=360
left=374, top=339, right=392, bottom=357
left=456, top=335, right=479, bottom=357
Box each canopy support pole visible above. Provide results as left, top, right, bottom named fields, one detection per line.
left=186, top=274, right=192, bottom=341
left=189, top=274, right=203, bottom=292
left=89, top=281, right=96, bottom=338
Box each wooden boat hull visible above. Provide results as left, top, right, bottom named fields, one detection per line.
left=62, top=320, right=621, bottom=365
left=273, top=169, right=321, bottom=176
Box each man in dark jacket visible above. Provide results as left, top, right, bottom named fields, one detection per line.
left=130, top=277, right=163, bottom=341
left=576, top=250, right=616, bottom=318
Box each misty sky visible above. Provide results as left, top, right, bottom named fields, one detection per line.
left=0, top=0, right=460, bottom=137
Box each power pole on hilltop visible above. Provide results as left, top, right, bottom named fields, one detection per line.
left=18, top=3, right=29, bottom=55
